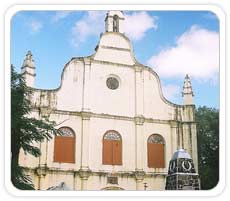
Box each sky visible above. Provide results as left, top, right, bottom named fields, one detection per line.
left=10, top=10, right=220, bottom=108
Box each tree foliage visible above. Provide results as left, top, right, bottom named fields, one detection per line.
left=11, top=65, right=56, bottom=190
left=196, top=106, right=219, bottom=190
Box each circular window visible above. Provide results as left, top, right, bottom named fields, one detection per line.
left=106, top=77, right=119, bottom=90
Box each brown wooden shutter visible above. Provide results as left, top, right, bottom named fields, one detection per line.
left=148, top=143, right=165, bottom=168
left=102, top=139, right=113, bottom=165
left=112, top=140, right=122, bottom=165
left=54, top=136, right=75, bottom=163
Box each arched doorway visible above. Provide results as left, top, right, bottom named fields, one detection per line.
left=147, top=134, right=165, bottom=168
left=102, top=130, right=122, bottom=165
left=54, top=127, right=75, bottom=163
left=101, top=186, right=124, bottom=190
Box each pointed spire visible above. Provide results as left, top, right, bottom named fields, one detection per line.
left=21, top=50, right=36, bottom=87
left=182, top=74, right=194, bottom=105
left=22, top=50, right=35, bottom=68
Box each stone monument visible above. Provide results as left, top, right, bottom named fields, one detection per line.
left=165, top=149, right=200, bottom=190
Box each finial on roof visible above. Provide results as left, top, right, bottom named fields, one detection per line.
left=21, top=50, right=36, bottom=87
left=22, top=50, right=35, bottom=68
left=182, top=74, right=194, bottom=105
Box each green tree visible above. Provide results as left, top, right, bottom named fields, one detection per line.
left=196, top=106, right=219, bottom=190
left=11, top=65, right=56, bottom=190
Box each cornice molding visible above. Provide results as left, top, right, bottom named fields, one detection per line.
left=32, top=107, right=184, bottom=125
left=24, top=166, right=167, bottom=178
left=101, top=45, right=130, bottom=52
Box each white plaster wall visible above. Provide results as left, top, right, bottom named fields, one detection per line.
left=94, top=48, right=135, bottom=65
left=30, top=33, right=177, bottom=121
left=94, top=33, right=135, bottom=65
left=98, top=33, right=130, bottom=50
left=56, top=60, right=84, bottom=111
left=23, top=73, right=35, bottom=87
left=90, top=62, right=135, bottom=116
left=18, top=23, right=197, bottom=191
left=20, top=113, right=172, bottom=190
left=44, top=172, right=75, bottom=190
left=32, top=90, right=57, bottom=108
left=31, top=171, right=166, bottom=190
left=145, top=175, right=166, bottom=190
left=21, top=116, right=174, bottom=173
left=87, top=175, right=136, bottom=190
left=143, top=69, right=175, bottom=120
left=181, top=106, right=194, bottom=121
left=21, top=66, right=34, bottom=75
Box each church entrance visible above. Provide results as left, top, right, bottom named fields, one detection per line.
left=101, top=186, right=124, bottom=190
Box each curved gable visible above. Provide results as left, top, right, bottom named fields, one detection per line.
left=93, top=32, right=136, bottom=65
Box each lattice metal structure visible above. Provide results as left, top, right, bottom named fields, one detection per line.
left=148, top=134, right=164, bottom=144
left=57, top=127, right=75, bottom=137
left=106, top=77, right=119, bottom=90
left=104, top=131, right=121, bottom=141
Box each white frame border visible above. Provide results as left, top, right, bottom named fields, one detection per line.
left=5, top=4, right=226, bottom=197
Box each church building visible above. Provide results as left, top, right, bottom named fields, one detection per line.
left=19, top=11, right=198, bottom=190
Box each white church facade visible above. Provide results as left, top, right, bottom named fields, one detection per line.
left=19, top=11, right=198, bottom=190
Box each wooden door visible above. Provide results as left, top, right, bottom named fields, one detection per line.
left=103, top=139, right=122, bottom=165
left=54, top=136, right=75, bottom=163
left=112, top=140, right=122, bottom=165
left=102, top=140, right=113, bottom=165
left=148, top=143, right=165, bottom=168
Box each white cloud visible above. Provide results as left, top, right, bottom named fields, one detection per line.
left=70, top=11, right=157, bottom=47
left=147, top=25, right=219, bottom=82
left=71, top=11, right=105, bottom=46
left=52, top=11, right=74, bottom=22
left=29, top=20, right=43, bottom=33
left=162, top=84, right=180, bottom=100
left=124, top=11, right=157, bottom=41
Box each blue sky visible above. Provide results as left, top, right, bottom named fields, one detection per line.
left=11, top=10, right=219, bottom=108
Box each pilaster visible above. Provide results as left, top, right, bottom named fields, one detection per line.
left=82, top=58, right=91, bottom=112
left=170, top=121, right=179, bottom=154
left=134, top=115, right=145, bottom=125
left=134, top=170, right=145, bottom=190
left=191, top=123, right=198, bottom=172
left=134, top=65, right=144, bottom=173
left=135, top=65, right=144, bottom=115
left=79, top=168, right=92, bottom=190
left=35, top=165, right=48, bottom=190
left=80, top=112, right=91, bottom=171
left=182, top=123, right=191, bottom=154
left=38, top=140, right=48, bottom=168
left=134, top=115, right=145, bottom=171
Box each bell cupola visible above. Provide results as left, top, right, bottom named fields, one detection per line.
left=105, top=11, right=125, bottom=34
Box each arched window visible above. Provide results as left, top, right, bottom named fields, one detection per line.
left=54, top=127, right=75, bottom=163
left=147, top=134, right=165, bottom=168
left=113, top=15, right=119, bottom=32
left=102, top=130, right=122, bottom=165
